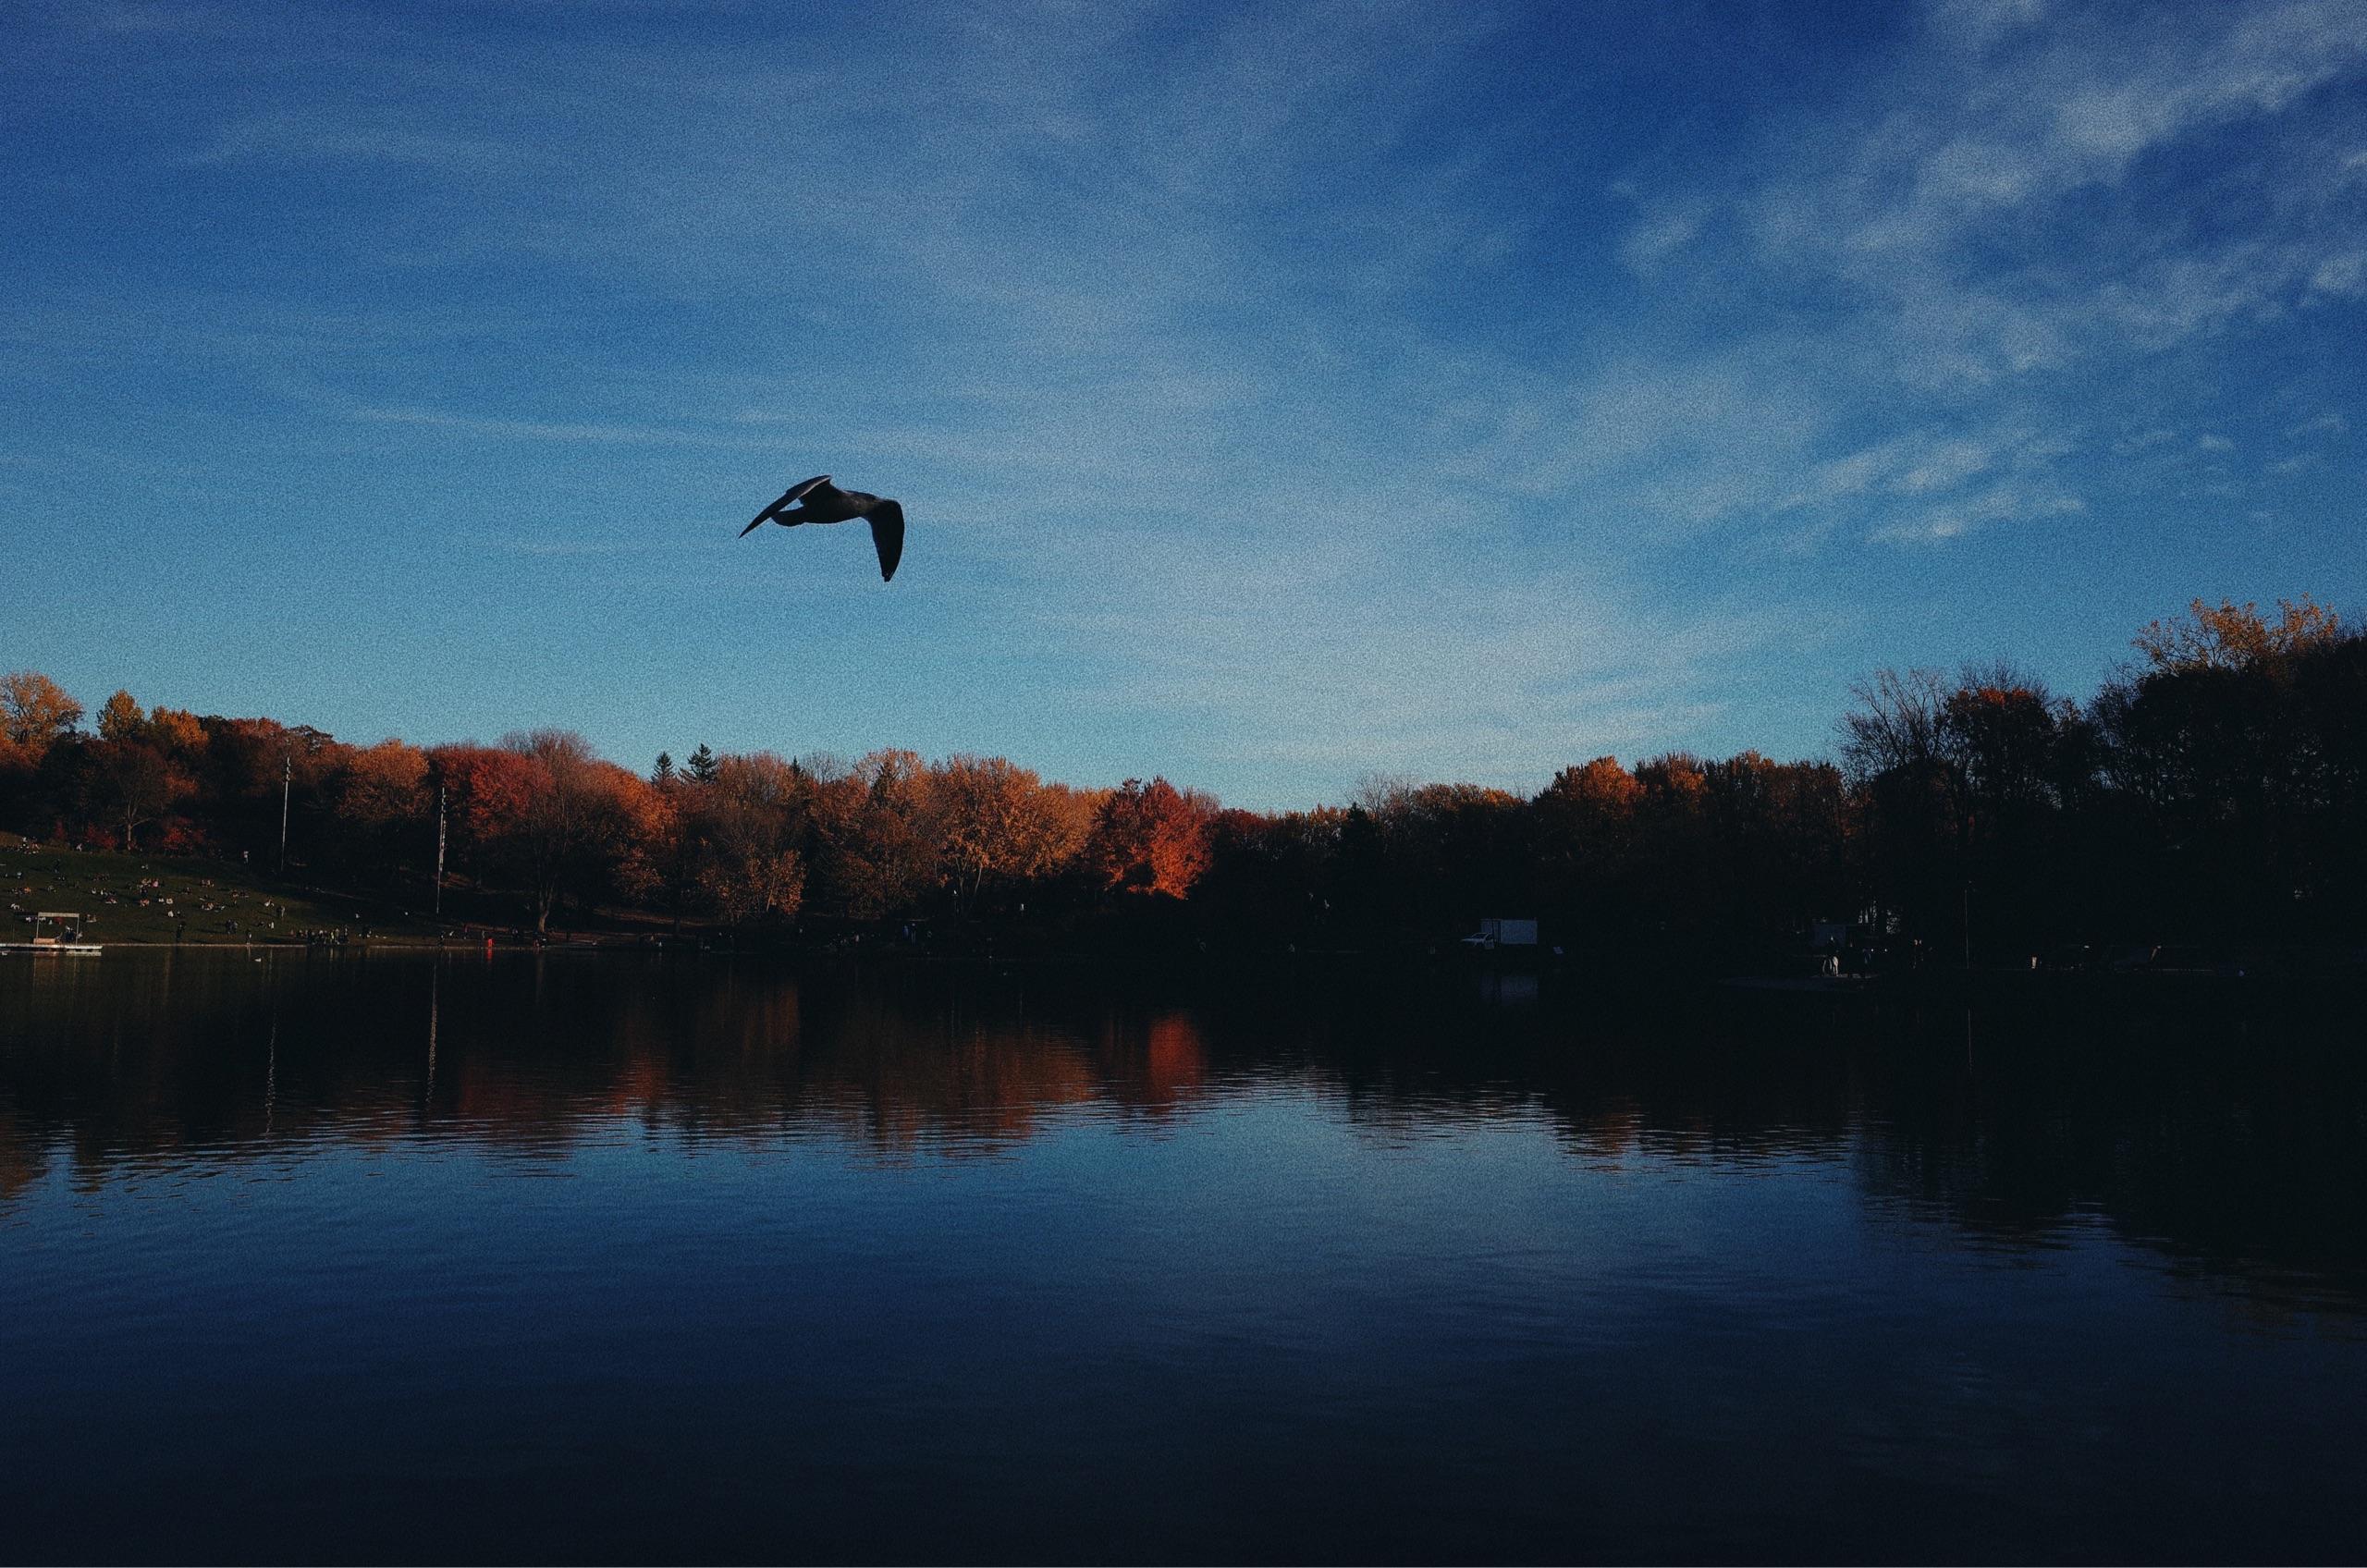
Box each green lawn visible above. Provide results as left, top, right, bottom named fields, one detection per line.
left=0, top=836, right=451, bottom=946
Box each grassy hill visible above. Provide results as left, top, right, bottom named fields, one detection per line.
left=1, top=835, right=451, bottom=947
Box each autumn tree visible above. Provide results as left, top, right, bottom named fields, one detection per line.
left=1538, top=755, right=1642, bottom=823
left=2133, top=596, right=2341, bottom=675
left=58, top=689, right=180, bottom=849
left=812, top=749, right=940, bottom=918
left=90, top=718, right=191, bottom=852
left=688, top=750, right=811, bottom=927
left=337, top=740, right=429, bottom=826
left=1085, top=778, right=1214, bottom=899
left=427, top=742, right=546, bottom=888
left=324, top=739, right=431, bottom=879
left=147, top=706, right=206, bottom=756
left=503, top=729, right=662, bottom=932
left=2092, top=598, right=2361, bottom=940
left=0, top=671, right=82, bottom=763
left=701, top=845, right=805, bottom=925
left=1533, top=756, right=1642, bottom=937
left=934, top=754, right=1091, bottom=913
left=0, top=672, right=85, bottom=833
left=96, top=690, right=144, bottom=743
left=600, top=766, right=675, bottom=911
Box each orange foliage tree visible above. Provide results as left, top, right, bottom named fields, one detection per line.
left=337, top=740, right=430, bottom=827
left=1085, top=778, right=1214, bottom=899
left=813, top=749, right=939, bottom=918
left=428, top=742, right=545, bottom=883
left=2134, top=596, right=2341, bottom=674
left=934, top=753, right=1093, bottom=911
left=87, top=692, right=194, bottom=851
left=0, top=671, right=82, bottom=766
left=502, top=729, right=669, bottom=932
left=690, top=751, right=810, bottom=926
left=323, top=738, right=430, bottom=877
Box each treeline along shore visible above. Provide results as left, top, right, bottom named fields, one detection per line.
left=3, top=595, right=2361, bottom=978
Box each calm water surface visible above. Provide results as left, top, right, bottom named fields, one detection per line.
left=3, top=952, right=2363, bottom=1563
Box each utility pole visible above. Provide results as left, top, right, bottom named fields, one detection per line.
left=278, top=751, right=291, bottom=875
left=434, top=784, right=448, bottom=917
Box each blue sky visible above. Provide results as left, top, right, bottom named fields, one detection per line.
left=4, top=0, right=2361, bottom=809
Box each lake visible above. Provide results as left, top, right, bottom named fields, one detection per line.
left=3, top=951, right=2363, bottom=1563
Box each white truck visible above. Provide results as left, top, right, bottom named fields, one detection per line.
left=1460, top=917, right=1539, bottom=950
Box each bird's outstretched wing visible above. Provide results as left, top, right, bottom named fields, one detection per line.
left=868, top=499, right=904, bottom=582
left=740, top=474, right=833, bottom=536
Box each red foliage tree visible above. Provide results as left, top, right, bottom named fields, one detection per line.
left=1085, top=778, right=1213, bottom=899
left=428, top=743, right=546, bottom=872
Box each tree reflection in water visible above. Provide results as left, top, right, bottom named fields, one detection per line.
left=4, top=951, right=2361, bottom=1318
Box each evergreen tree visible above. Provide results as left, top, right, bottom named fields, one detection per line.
left=653, top=752, right=675, bottom=785
left=684, top=743, right=718, bottom=783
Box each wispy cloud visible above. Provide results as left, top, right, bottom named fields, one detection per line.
left=1577, top=0, right=2367, bottom=557
left=1617, top=200, right=1712, bottom=275
left=349, top=405, right=773, bottom=450
left=178, top=113, right=518, bottom=168
left=1870, top=487, right=2085, bottom=545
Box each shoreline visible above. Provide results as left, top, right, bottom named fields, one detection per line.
left=29, top=937, right=2361, bottom=1003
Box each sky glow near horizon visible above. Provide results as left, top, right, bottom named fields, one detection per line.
left=4, top=0, right=2363, bottom=809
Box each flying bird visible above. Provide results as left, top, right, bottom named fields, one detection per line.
left=739, top=475, right=904, bottom=582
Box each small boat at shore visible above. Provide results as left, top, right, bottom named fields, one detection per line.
left=2, top=911, right=102, bottom=956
